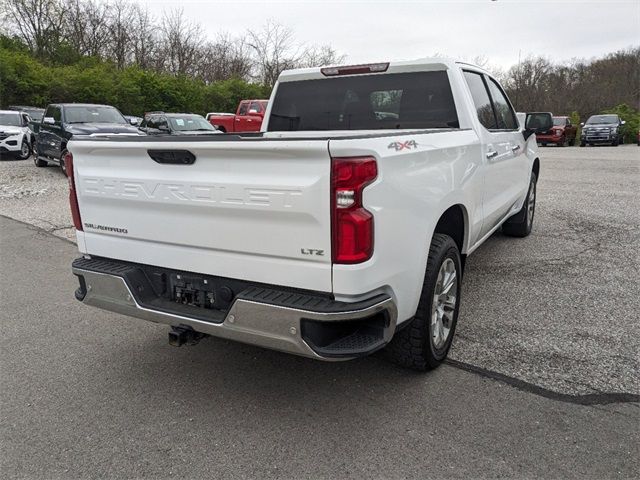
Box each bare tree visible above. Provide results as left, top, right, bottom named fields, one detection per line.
left=299, top=44, right=345, bottom=68
left=196, top=33, right=253, bottom=83
left=129, top=3, right=157, bottom=70
left=105, top=0, right=134, bottom=68
left=246, top=20, right=302, bottom=86
left=158, top=8, right=204, bottom=75
left=62, top=0, right=109, bottom=58
left=1, top=0, right=66, bottom=57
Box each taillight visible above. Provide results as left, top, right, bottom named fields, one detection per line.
left=331, top=156, right=377, bottom=264
left=66, top=152, right=83, bottom=231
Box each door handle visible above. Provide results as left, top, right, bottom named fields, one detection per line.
left=486, top=150, right=498, bottom=159
left=512, top=145, right=521, bottom=152
left=235, top=118, right=241, bottom=121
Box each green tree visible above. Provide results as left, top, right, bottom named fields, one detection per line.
left=603, top=104, right=639, bottom=144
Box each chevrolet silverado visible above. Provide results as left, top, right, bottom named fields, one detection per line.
left=68, top=59, right=551, bottom=370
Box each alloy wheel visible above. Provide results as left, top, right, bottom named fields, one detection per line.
left=431, top=258, right=458, bottom=350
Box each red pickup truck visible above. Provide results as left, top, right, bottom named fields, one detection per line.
left=206, top=100, right=269, bottom=133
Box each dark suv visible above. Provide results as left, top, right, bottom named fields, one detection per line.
left=580, top=114, right=625, bottom=147
left=34, top=103, right=140, bottom=175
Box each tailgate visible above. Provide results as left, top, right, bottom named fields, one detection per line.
left=70, top=138, right=332, bottom=292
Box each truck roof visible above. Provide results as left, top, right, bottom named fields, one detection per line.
left=277, top=58, right=488, bottom=83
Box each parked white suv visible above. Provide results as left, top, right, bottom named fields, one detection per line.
left=68, top=59, right=551, bottom=369
left=0, top=110, right=32, bottom=159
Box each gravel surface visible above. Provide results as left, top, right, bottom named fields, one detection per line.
left=0, top=158, right=75, bottom=241
left=1, top=145, right=638, bottom=396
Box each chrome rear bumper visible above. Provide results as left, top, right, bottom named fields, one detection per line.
left=72, top=260, right=397, bottom=360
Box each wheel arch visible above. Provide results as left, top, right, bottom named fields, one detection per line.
left=532, top=157, right=540, bottom=179
left=433, top=204, right=468, bottom=257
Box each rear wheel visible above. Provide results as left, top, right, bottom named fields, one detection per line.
left=502, top=173, right=536, bottom=237
left=580, top=141, right=587, bottom=147
left=33, top=143, right=48, bottom=167
left=385, top=233, right=462, bottom=371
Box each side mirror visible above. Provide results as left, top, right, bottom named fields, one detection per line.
left=43, top=117, right=55, bottom=125
left=580, top=122, right=585, bottom=127
left=129, top=118, right=139, bottom=126
left=621, top=120, right=626, bottom=125
left=524, top=112, right=553, bottom=140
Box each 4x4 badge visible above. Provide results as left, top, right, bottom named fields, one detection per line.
left=388, top=140, right=418, bottom=151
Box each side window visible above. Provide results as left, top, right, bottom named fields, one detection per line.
left=463, top=71, right=497, bottom=130
left=238, top=102, right=249, bottom=115
left=52, top=107, right=62, bottom=123
left=146, top=116, right=161, bottom=129
left=249, top=101, right=262, bottom=113
left=486, top=78, right=517, bottom=130
left=157, top=117, right=169, bottom=130
left=44, top=106, right=61, bottom=123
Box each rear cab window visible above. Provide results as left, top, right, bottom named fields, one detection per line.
left=267, top=71, right=459, bottom=131
left=249, top=101, right=263, bottom=113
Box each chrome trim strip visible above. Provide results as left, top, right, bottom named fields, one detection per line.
left=73, top=267, right=398, bottom=360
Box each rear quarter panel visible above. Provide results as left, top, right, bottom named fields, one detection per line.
left=329, top=129, right=483, bottom=324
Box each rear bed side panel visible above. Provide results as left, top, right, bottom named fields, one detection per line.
left=70, top=139, right=333, bottom=292
left=330, top=129, right=483, bottom=324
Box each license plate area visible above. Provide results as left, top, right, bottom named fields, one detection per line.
left=171, top=274, right=216, bottom=309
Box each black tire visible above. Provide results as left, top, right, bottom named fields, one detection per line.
left=385, top=233, right=462, bottom=371
left=33, top=142, right=48, bottom=167
left=59, top=149, right=69, bottom=176
left=612, top=138, right=619, bottom=147
left=16, top=138, right=31, bottom=160
left=502, top=173, right=537, bottom=237
left=569, top=137, right=576, bottom=147
left=580, top=141, right=587, bottom=147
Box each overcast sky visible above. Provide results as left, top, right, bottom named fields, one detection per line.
left=136, top=0, right=639, bottom=70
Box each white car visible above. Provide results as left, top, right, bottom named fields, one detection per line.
left=67, top=58, right=552, bottom=370
left=0, top=110, right=32, bottom=159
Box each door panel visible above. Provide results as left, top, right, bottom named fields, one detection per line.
left=463, top=71, right=526, bottom=237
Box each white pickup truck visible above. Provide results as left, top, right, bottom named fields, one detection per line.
left=69, top=59, right=552, bottom=370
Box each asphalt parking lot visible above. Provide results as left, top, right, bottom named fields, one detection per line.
left=1, top=145, right=639, bottom=478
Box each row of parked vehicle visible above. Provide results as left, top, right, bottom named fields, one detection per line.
left=536, top=113, right=632, bottom=147
left=0, top=100, right=267, bottom=176
left=1, top=101, right=637, bottom=174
